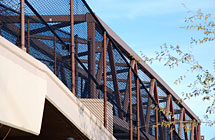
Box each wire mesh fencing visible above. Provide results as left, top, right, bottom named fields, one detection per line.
left=0, top=0, right=200, bottom=140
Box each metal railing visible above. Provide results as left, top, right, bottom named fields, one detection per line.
left=0, top=0, right=201, bottom=139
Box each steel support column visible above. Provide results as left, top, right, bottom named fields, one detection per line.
left=129, top=60, right=135, bottom=140
left=134, top=63, right=140, bottom=140
left=87, top=22, right=96, bottom=98
left=194, top=125, right=198, bottom=140
left=166, top=94, right=171, bottom=117
left=20, top=0, right=26, bottom=51
left=179, top=108, right=185, bottom=137
left=164, top=94, right=171, bottom=139
left=70, top=0, right=75, bottom=94
left=75, top=35, right=79, bottom=96
left=103, top=31, right=107, bottom=128
left=183, top=110, right=188, bottom=140
left=191, top=120, right=195, bottom=140
left=154, top=81, right=159, bottom=140
left=198, top=123, right=201, bottom=140
left=170, top=95, right=175, bottom=140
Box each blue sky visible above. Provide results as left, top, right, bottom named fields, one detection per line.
left=86, top=0, right=215, bottom=139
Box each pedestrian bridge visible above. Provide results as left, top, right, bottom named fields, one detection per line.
left=0, top=0, right=201, bottom=139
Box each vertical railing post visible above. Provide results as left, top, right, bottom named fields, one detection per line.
left=70, top=0, right=75, bottom=94
left=134, top=63, right=140, bottom=140
left=27, top=19, right=30, bottom=53
left=103, top=31, right=107, bottom=128
left=170, top=95, right=175, bottom=140
left=191, top=120, right=195, bottom=140
left=197, top=122, right=201, bottom=140
left=75, top=35, right=79, bottom=96
left=179, top=108, right=185, bottom=137
left=129, top=59, right=135, bottom=140
left=183, top=111, right=188, bottom=140
left=164, top=94, right=171, bottom=139
left=20, top=0, right=26, bottom=51
left=194, top=124, right=198, bottom=140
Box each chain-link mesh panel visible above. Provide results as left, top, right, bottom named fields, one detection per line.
left=0, top=0, right=21, bottom=46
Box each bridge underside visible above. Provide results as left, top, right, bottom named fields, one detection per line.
left=0, top=100, right=88, bottom=140
left=0, top=0, right=200, bottom=140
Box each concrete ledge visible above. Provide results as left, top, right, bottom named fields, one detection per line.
left=0, top=36, right=116, bottom=140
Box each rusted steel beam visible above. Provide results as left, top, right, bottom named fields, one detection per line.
left=30, top=22, right=70, bottom=35
left=0, top=14, right=90, bottom=23
left=30, top=34, right=75, bottom=43
left=30, top=34, right=103, bottom=46
left=88, top=22, right=96, bottom=98
left=152, top=80, right=164, bottom=140
left=134, top=63, right=140, bottom=140
left=95, top=49, right=104, bottom=98
left=179, top=108, right=185, bottom=137
left=154, top=81, right=159, bottom=140
left=169, top=95, right=175, bottom=140
left=145, top=79, right=155, bottom=132
left=20, top=0, right=26, bottom=51
left=103, top=31, right=107, bottom=128
left=191, top=120, right=195, bottom=140
left=198, top=123, right=201, bottom=140
left=77, top=48, right=102, bottom=57
left=166, top=94, right=171, bottom=118
left=129, top=60, right=135, bottom=140
left=139, top=91, right=145, bottom=131
left=77, top=66, right=88, bottom=78
left=164, top=94, right=171, bottom=140
left=194, top=125, right=198, bottom=140
left=183, top=111, right=188, bottom=140
left=75, top=35, right=79, bottom=96
left=107, top=42, right=123, bottom=119
left=169, top=95, right=176, bottom=129
left=70, top=0, right=75, bottom=94
left=77, top=59, right=128, bottom=67
left=30, top=34, right=102, bottom=48
left=122, top=76, right=129, bottom=115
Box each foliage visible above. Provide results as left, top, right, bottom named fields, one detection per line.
left=142, top=10, right=215, bottom=125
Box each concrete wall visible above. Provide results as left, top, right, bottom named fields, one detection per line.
left=0, top=36, right=116, bottom=140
